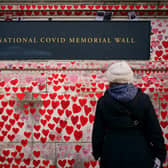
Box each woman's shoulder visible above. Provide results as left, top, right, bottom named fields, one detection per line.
left=97, top=90, right=111, bottom=105
left=134, top=88, right=151, bottom=105
left=137, top=88, right=150, bottom=98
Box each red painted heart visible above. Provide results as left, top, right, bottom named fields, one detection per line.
left=34, top=124, right=41, bottom=131
left=162, top=41, right=168, bottom=48
left=1, top=6, right=6, bottom=10
left=65, top=109, right=72, bottom=118
left=60, top=120, right=67, bottom=128
left=65, top=126, right=74, bottom=135
left=71, top=115, right=79, bottom=125
left=58, top=160, right=66, bottom=167
left=73, top=5, right=78, bottom=9
left=160, top=121, right=168, bottom=128
left=74, top=130, right=82, bottom=141
left=34, top=132, right=40, bottom=139
left=72, top=104, right=81, bottom=113
left=84, top=105, right=91, bottom=115
left=89, top=114, right=95, bottom=124
left=52, top=101, right=59, bottom=109
left=49, top=93, right=57, bottom=99
left=10, top=79, right=18, bottom=85
left=80, top=115, right=88, bottom=126
left=61, top=100, right=70, bottom=109
left=33, top=151, right=40, bottom=157
left=43, top=100, right=50, bottom=108
left=161, top=103, right=167, bottom=109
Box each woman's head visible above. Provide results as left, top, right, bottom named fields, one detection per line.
left=105, top=61, right=133, bottom=85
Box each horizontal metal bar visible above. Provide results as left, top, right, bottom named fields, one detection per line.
left=0, top=68, right=167, bottom=71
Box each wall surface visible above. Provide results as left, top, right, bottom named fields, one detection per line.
left=0, top=18, right=168, bottom=168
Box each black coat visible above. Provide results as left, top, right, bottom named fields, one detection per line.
left=92, top=88, right=166, bottom=168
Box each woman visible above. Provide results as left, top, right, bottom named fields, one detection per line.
left=92, top=61, right=166, bottom=168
